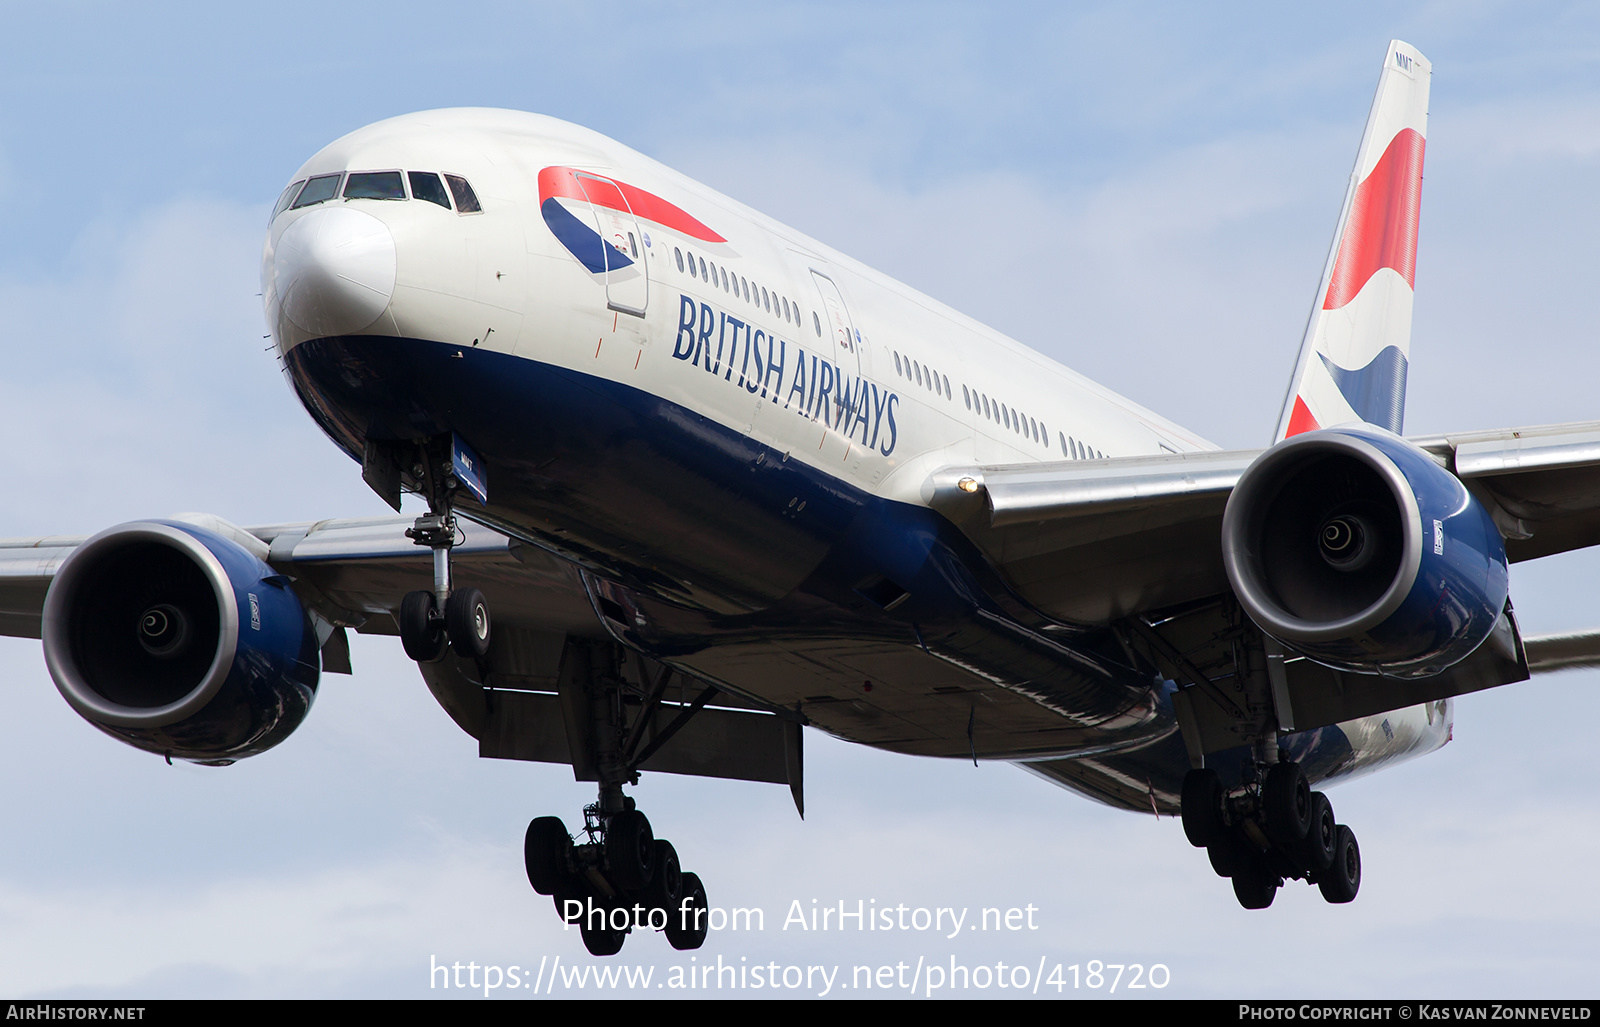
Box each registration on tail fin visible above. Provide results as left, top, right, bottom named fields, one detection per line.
left=1274, top=41, right=1431, bottom=442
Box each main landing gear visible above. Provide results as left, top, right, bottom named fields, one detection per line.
left=1180, top=760, right=1361, bottom=909
left=524, top=800, right=710, bottom=957
left=521, top=643, right=712, bottom=956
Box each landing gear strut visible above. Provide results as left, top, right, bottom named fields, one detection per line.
left=398, top=451, right=492, bottom=666
left=1181, top=759, right=1361, bottom=909
left=522, top=642, right=712, bottom=956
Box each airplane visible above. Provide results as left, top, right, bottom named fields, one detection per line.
left=5, top=38, right=1599, bottom=957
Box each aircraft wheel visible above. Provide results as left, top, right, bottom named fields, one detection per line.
left=1293, top=792, right=1337, bottom=874
left=1262, top=760, right=1312, bottom=844
left=606, top=809, right=655, bottom=891
left=446, top=586, right=491, bottom=660
left=1317, top=825, right=1361, bottom=903
left=1181, top=769, right=1225, bottom=848
left=1207, top=830, right=1242, bottom=878
left=579, top=910, right=627, bottom=957
left=553, top=886, right=590, bottom=930
left=665, top=872, right=709, bottom=951
left=641, top=839, right=682, bottom=917
left=399, top=590, right=447, bottom=663
left=1231, top=857, right=1279, bottom=909
left=524, top=816, right=572, bottom=895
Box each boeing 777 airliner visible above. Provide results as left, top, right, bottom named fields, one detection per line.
left=6, top=40, right=1600, bottom=955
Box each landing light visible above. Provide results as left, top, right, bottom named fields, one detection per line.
left=958, top=477, right=979, bottom=493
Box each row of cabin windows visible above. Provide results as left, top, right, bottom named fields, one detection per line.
left=894, top=352, right=1109, bottom=459
left=673, top=240, right=1115, bottom=461
left=673, top=246, right=807, bottom=333
left=892, top=350, right=951, bottom=401
left=962, top=383, right=1048, bottom=449
left=271, top=170, right=481, bottom=223
left=1059, top=433, right=1103, bottom=461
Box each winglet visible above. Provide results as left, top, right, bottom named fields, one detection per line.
left=1273, top=41, right=1431, bottom=443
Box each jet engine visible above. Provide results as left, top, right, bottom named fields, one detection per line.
left=42, top=520, right=320, bottom=764
left=1221, top=426, right=1508, bottom=678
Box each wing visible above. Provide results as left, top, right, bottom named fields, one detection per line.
left=922, top=419, right=1600, bottom=756
left=0, top=513, right=598, bottom=645
left=0, top=512, right=803, bottom=796
left=932, top=419, right=1600, bottom=627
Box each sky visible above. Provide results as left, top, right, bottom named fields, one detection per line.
left=2, top=0, right=1600, bottom=999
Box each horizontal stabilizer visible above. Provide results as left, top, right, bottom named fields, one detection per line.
left=1524, top=630, right=1600, bottom=673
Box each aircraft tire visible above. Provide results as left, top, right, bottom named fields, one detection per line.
left=665, top=872, right=709, bottom=951
left=553, top=886, right=590, bottom=930
left=1262, top=760, right=1312, bottom=844
left=1292, top=792, right=1337, bottom=874
left=1207, top=830, right=1242, bottom=878
left=605, top=809, right=655, bottom=891
left=1231, top=857, right=1279, bottom=909
left=579, top=913, right=627, bottom=957
left=1181, top=769, right=1225, bottom=848
left=641, top=839, right=682, bottom=916
left=446, top=586, right=491, bottom=660
left=399, top=590, right=447, bottom=663
left=524, top=816, right=572, bottom=895
left=1317, top=825, right=1361, bottom=903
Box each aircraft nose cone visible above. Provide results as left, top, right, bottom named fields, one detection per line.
left=272, top=207, right=396, bottom=337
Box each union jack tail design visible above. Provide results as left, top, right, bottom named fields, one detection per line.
left=1274, top=40, right=1431, bottom=442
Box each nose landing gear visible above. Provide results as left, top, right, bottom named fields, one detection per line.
left=1181, top=760, right=1361, bottom=909
left=399, top=489, right=492, bottom=667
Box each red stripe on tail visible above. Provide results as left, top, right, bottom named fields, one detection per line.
left=1322, top=128, right=1425, bottom=310
left=1284, top=395, right=1322, bottom=438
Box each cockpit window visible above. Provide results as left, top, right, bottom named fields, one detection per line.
left=408, top=172, right=451, bottom=209
left=444, top=174, right=482, bottom=213
left=271, top=180, right=304, bottom=224
left=344, top=171, right=405, bottom=200
left=290, top=173, right=342, bottom=209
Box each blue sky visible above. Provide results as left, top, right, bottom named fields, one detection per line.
left=2, top=1, right=1599, bottom=998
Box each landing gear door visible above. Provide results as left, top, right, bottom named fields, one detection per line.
left=575, top=173, right=649, bottom=318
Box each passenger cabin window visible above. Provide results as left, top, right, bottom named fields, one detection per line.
left=444, top=174, right=482, bottom=213
left=290, top=173, right=342, bottom=209
left=409, top=172, right=451, bottom=209
left=345, top=171, right=406, bottom=200
left=674, top=248, right=685, bottom=272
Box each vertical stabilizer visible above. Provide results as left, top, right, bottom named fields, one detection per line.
left=1274, top=41, right=1431, bottom=442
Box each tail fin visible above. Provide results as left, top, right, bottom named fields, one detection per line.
left=1274, top=40, right=1431, bottom=443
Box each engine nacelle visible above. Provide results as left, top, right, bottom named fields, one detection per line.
left=1221, top=426, right=1508, bottom=678
left=42, top=520, right=320, bottom=764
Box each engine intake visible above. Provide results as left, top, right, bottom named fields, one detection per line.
left=43, top=520, right=320, bottom=764
left=1222, top=427, right=1508, bottom=678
